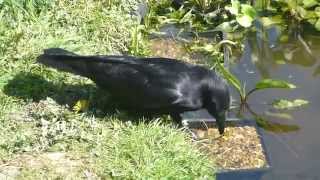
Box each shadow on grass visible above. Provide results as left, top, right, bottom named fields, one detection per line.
left=3, top=72, right=99, bottom=104
left=3, top=72, right=158, bottom=122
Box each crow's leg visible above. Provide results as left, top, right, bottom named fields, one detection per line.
left=170, top=113, right=182, bottom=125
left=170, top=112, right=198, bottom=139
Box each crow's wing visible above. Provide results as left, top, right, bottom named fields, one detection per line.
left=37, top=49, right=205, bottom=111
left=85, top=58, right=204, bottom=110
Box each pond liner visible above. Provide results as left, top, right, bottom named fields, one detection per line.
left=186, top=119, right=272, bottom=180
left=148, top=24, right=223, bottom=41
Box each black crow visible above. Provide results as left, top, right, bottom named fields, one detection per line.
left=37, top=48, right=230, bottom=134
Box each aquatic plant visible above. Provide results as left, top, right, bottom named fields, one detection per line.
left=254, top=0, right=320, bottom=30
left=217, top=63, right=297, bottom=104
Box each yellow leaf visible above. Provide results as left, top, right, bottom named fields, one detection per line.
left=73, top=99, right=89, bottom=113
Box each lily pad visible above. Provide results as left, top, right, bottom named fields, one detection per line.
left=272, top=99, right=309, bottom=110
left=255, top=116, right=300, bottom=133
left=255, top=79, right=296, bottom=90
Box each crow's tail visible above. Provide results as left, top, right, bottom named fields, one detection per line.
left=37, top=48, right=139, bottom=77
left=37, top=48, right=96, bottom=77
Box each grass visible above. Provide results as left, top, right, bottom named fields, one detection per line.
left=0, top=0, right=215, bottom=179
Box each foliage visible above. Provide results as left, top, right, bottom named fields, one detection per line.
left=216, top=63, right=297, bottom=104
left=129, top=24, right=150, bottom=56
left=242, top=79, right=297, bottom=102
left=226, top=0, right=257, bottom=28
left=255, top=0, right=320, bottom=31
left=272, top=99, right=309, bottom=110
left=147, top=0, right=258, bottom=32
left=254, top=79, right=296, bottom=89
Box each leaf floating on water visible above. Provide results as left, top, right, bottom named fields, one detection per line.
left=73, top=99, right=89, bottom=113
left=255, top=79, right=296, bottom=90
left=263, top=111, right=293, bottom=120
left=255, top=116, right=300, bottom=133
left=272, top=99, right=309, bottom=110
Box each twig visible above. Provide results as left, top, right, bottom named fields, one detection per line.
left=297, top=34, right=312, bottom=56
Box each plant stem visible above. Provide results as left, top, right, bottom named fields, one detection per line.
left=243, top=88, right=257, bottom=103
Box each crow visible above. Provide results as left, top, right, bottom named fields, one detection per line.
left=37, top=48, right=230, bottom=134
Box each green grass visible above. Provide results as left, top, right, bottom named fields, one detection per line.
left=0, top=0, right=215, bottom=179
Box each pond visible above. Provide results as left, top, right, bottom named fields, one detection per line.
left=150, top=25, right=320, bottom=179
left=233, top=29, right=320, bottom=180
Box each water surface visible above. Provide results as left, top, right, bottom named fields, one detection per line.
left=232, top=31, right=320, bottom=180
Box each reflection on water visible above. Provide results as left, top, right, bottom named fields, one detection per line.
left=230, top=27, right=320, bottom=179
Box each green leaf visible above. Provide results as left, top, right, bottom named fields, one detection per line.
left=179, top=9, right=193, bottom=24
left=302, top=0, right=318, bottom=8
left=255, top=116, right=300, bottom=133
left=304, top=11, right=317, bottom=19
left=236, top=15, right=254, bottom=27
left=315, top=18, right=320, bottom=31
left=272, top=99, right=309, bottom=110
left=241, top=4, right=257, bottom=19
left=259, top=16, right=283, bottom=27
left=287, top=0, right=298, bottom=9
left=225, top=6, right=239, bottom=15
left=307, top=18, right=317, bottom=25
left=264, top=111, right=293, bottom=120
left=216, top=63, right=242, bottom=94
left=214, top=22, right=234, bottom=32
left=191, top=43, right=218, bottom=53
left=297, top=6, right=307, bottom=18
left=255, top=79, right=296, bottom=90
left=315, top=7, right=320, bottom=17
left=225, top=0, right=240, bottom=15
left=73, top=99, right=89, bottom=113
left=202, top=44, right=216, bottom=53
left=280, top=34, right=289, bottom=43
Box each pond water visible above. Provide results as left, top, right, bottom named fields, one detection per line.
left=233, top=30, right=320, bottom=180
left=150, top=25, right=320, bottom=179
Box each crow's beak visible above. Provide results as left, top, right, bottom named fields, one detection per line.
left=216, top=111, right=226, bottom=135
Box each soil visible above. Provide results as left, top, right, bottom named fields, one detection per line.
left=191, top=122, right=268, bottom=170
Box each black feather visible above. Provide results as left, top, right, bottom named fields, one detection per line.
left=37, top=48, right=230, bottom=134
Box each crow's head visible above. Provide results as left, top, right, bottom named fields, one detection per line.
left=202, top=73, right=230, bottom=134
